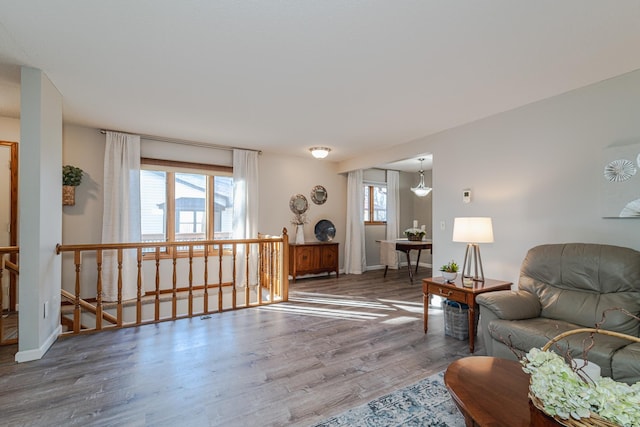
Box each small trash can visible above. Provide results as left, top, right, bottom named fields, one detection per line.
left=443, top=300, right=472, bottom=340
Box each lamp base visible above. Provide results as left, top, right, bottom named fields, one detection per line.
left=461, top=243, right=485, bottom=282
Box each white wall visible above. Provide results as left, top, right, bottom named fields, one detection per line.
left=413, top=69, right=640, bottom=285
left=257, top=153, right=347, bottom=269
left=17, top=67, right=62, bottom=362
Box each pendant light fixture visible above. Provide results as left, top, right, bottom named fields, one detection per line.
left=411, top=158, right=432, bottom=197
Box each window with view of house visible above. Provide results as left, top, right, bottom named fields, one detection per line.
left=363, top=184, right=387, bottom=224
left=140, top=159, right=233, bottom=254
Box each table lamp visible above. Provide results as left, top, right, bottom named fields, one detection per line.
left=452, top=217, right=494, bottom=282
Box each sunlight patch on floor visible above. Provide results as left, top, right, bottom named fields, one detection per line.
left=381, top=316, right=420, bottom=325
left=288, top=296, right=395, bottom=310
left=259, top=303, right=388, bottom=321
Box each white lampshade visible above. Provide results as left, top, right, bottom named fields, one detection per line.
left=452, top=217, right=494, bottom=243
left=310, top=147, right=331, bottom=159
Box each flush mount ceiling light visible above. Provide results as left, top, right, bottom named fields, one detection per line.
left=310, top=147, right=331, bottom=159
left=411, top=158, right=432, bottom=197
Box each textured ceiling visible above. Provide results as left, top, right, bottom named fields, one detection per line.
left=1, top=1, right=639, bottom=169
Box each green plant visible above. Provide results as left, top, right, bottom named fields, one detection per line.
left=62, top=165, right=83, bottom=186
left=440, top=260, right=459, bottom=273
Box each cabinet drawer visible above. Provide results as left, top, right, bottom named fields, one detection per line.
left=428, top=285, right=467, bottom=302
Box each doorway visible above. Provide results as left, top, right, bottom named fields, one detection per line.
left=0, top=141, right=18, bottom=314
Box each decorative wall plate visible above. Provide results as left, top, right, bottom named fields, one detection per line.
left=289, top=194, right=308, bottom=214
left=311, top=185, right=328, bottom=205
left=604, top=159, right=636, bottom=182
left=314, top=219, right=336, bottom=242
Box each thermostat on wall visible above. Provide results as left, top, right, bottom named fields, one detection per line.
left=463, top=189, right=471, bottom=203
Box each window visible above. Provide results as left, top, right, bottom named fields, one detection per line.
left=140, top=159, right=234, bottom=254
left=364, top=184, right=387, bottom=224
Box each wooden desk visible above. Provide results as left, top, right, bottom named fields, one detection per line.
left=444, top=356, right=561, bottom=427
left=422, top=277, right=511, bottom=353
left=382, top=240, right=432, bottom=283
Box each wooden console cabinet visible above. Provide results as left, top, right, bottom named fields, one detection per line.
left=289, top=242, right=339, bottom=282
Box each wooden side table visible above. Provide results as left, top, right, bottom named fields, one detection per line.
left=422, top=277, right=512, bottom=353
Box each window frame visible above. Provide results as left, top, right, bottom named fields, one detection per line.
left=140, top=158, right=233, bottom=259
left=363, top=183, right=387, bottom=225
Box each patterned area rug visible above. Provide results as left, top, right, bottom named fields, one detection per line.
left=313, top=371, right=465, bottom=427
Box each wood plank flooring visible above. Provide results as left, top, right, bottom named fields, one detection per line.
left=0, top=268, right=484, bottom=426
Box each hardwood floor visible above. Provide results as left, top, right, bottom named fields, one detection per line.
left=0, top=268, right=484, bottom=426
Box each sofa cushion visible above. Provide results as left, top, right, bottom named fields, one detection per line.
left=487, top=318, right=632, bottom=378
left=519, top=243, right=640, bottom=336
left=612, top=342, right=640, bottom=385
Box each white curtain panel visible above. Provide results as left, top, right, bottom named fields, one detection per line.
left=344, top=169, right=366, bottom=274
left=102, top=131, right=141, bottom=302
left=385, top=170, right=400, bottom=269
left=232, top=149, right=259, bottom=286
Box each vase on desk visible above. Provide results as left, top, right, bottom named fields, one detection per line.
left=295, top=224, right=305, bottom=244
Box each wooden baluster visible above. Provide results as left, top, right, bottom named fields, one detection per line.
left=232, top=244, right=238, bottom=310
left=188, top=245, right=193, bottom=317
left=117, top=249, right=123, bottom=327
left=74, top=250, right=81, bottom=333
left=269, top=241, right=275, bottom=304
left=203, top=244, right=209, bottom=314
left=155, top=247, right=160, bottom=321
left=257, top=243, right=264, bottom=306
left=282, top=228, right=289, bottom=302
left=172, top=248, right=177, bottom=319
left=218, top=243, right=223, bottom=313
left=245, top=243, right=251, bottom=307
left=136, top=248, right=142, bottom=324
left=96, top=249, right=103, bottom=330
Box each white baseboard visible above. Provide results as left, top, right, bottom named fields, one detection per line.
left=15, top=324, right=62, bottom=363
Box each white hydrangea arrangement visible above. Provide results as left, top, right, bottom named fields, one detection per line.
left=522, top=348, right=640, bottom=426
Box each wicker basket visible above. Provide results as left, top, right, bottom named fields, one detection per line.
left=442, top=300, right=478, bottom=340
left=529, top=328, right=640, bottom=427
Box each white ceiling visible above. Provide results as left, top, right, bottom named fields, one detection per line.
left=1, top=1, right=640, bottom=170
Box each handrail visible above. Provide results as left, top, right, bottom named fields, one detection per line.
left=56, top=230, right=289, bottom=335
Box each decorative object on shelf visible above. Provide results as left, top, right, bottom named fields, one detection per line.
left=309, top=147, right=331, bottom=159
left=62, top=164, right=83, bottom=206
left=524, top=328, right=640, bottom=427
left=452, top=217, right=493, bottom=282
left=440, top=260, right=459, bottom=283
left=310, top=185, right=328, bottom=205
left=289, top=193, right=308, bottom=215
left=600, top=143, right=640, bottom=218
left=291, top=211, right=308, bottom=245
left=604, top=159, right=636, bottom=182
left=314, top=219, right=336, bottom=242
left=410, top=158, right=432, bottom=197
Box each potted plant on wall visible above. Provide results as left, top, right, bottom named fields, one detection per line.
left=62, top=165, right=83, bottom=206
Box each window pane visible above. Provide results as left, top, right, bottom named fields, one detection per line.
left=175, top=173, right=206, bottom=242
left=363, top=185, right=370, bottom=222
left=141, top=170, right=167, bottom=248
left=214, top=176, right=234, bottom=239
left=373, top=186, right=387, bottom=222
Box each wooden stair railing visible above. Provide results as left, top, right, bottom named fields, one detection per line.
left=56, top=229, right=289, bottom=335
left=0, top=246, right=19, bottom=345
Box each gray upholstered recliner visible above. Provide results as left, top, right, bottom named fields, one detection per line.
left=477, top=243, right=640, bottom=384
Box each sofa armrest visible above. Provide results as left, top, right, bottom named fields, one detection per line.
left=476, top=290, right=541, bottom=320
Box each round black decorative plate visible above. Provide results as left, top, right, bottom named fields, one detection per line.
left=314, top=219, right=336, bottom=242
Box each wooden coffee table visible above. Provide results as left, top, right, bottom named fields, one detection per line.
left=422, top=277, right=512, bottom=352
left=444, top=356, right=561, bottom=427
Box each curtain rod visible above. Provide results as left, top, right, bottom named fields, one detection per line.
left=99, top=129, right=261, bottom=154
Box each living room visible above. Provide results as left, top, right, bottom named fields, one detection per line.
left=1, top=2, right=640, bottom=425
